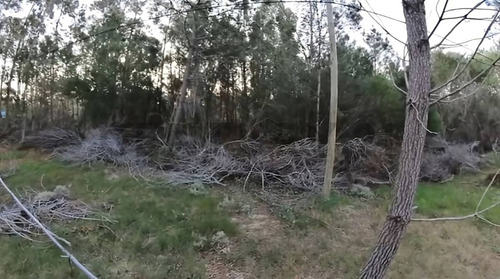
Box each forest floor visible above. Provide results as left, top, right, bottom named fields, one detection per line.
left=1, top=149, right=500, bottom=279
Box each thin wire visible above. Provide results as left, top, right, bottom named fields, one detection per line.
left=356, top=0, right=407, bottom=45
left=0, top=177, right=98, bottom=279
left=432, top=33, right=499, bottom=67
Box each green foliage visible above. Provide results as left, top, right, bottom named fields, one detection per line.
left=427, top=107, right=443, bottom=133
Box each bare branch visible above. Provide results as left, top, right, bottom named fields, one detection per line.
left=431, top=56, right=500, bottom=104
left=431, top=0, right=487, bottom=49
left=428, top=0, right=449, bottom=39
left=430, top=9, right=499, bottom=95
left=357, top=0, right=407, bottom=45
left=389, top=70, right=407, bottom=95
left=410, top=103, right=438, bottom=135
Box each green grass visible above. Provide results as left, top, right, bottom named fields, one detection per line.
left=0, top=154, right=237, bottom=279
left=2, top=149, right=500, bottom=278
left=374, top=173, right=500, bottom=223
left=0, top=150, right=28, bottom=160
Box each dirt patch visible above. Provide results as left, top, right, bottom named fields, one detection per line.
left=231, top=205, right=283, bottom=241
left=205, top=252, right=247, bottom=279
left=205, top=202, right=284, bottom=279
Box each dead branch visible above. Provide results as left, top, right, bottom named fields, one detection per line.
left=430, top=9, right=500, bottom=95
left=22, top=128, right=81, bottom=150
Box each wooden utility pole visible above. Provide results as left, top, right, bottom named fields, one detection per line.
left=360, top=0, right=431, bottom=278
left=322, top=2, right=338, bottom=197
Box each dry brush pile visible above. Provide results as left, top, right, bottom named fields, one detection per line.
left=156, top=137, right=329, bottom=191
left=23, top=127, right=148, bottom=174
left=0, top=186, right=109, bottom=241
left=21, top=127, right=487, bottom=192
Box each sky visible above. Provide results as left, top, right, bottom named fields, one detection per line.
left=356, top=0, right=499, bottom=61
left=5, top=0, right=500, bottom=64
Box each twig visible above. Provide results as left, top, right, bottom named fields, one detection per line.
left=410, top=103, right=438, bottom=135
left=430, top=9, right=500, bottom=95
left=431, top=57, right=500, bottom=104
left=476, top=169, right=499, bottom=213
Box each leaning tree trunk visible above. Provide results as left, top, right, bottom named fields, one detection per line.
left=359, top=1, right=431, bottom=278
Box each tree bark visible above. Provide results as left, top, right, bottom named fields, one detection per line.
left=359, top=1, right=431, bottom=278
left=322, top=3, right=338, bottom=197
left=167, top=46, right=194, bottom=146
left=315, top=9, right=322, bottom=143
left=315, top=67, right=321, bottom=142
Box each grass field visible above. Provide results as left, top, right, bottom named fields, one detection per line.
left=0, top=149, right=499, bottom=278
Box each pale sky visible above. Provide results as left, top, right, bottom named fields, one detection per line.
left=5, top=0, right=500, bottom=64
left=356, top=0, right=499, bottom=61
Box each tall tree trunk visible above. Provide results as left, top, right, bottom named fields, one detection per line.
left=50, top=60, right=55, bottom=123
left=5, top=48, right=20, bottom=127
left=315, top=10, right=322, bottom=143
left=359, top=1, right=431, bottom=278
left=167, top=46, right=194, bottom=146
left=4, top=3, right=37, bottom=129
left=241, top=60, right=248, bottom=123
left=322, top=3, right=338, bottom=197
left=21, top=83, right=28, bottom=142
left=315, top=67, right=321, bottom=142
left=0, top=54, right=7, bottom=117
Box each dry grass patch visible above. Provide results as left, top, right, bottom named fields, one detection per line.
left=214, top=188, right=500, bottom=279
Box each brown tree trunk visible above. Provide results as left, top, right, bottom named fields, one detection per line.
left=359, top=1, right=431, bottom=278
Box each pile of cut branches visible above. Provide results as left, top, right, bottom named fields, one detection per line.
left=156, top=136, right=247, bottom=185
left=54, top=127, right=148, bottom=173
left=156, top=137, right=328, bottom=191
left=341, top=138, right=394, bottom=184
left=420, top=140, right=484, bottom=182
left=21, top=127, right=488, bottom=190
left=246, top=139, right=327, bottom=191
left=0, top=186, right=109, bottom=241
left=21, top=128, right=81, bottom=150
